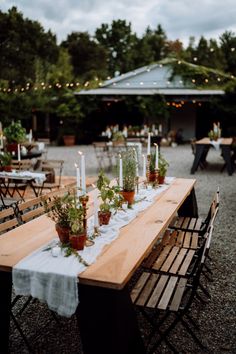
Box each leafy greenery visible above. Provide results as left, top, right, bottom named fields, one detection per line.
left=158, top=154, right=169, bottom=177
left=0, top=151, right=12, bottom=166
left=3, top=120, right=26, bottom=143
left=43, top=193, right=72, bottom=228
left=120, top=148, right=137, bottom=192
left=97, top=170, right=122, bottom=212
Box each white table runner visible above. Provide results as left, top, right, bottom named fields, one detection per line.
left=13, top=177, right=175, bottom=317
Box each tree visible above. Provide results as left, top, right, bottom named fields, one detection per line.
left=220, top=31, right=236, bottom=75
left=61, top=32, right=108, bottom=80
left=95, top=20, right=137, bottom=76
left=0, top=7, right=59, bottom=85
left=142, top=25, right=169, bottom=61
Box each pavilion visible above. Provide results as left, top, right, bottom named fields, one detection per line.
left=76, top=58, right=225, bottom=140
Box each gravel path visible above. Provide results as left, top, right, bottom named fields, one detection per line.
left=9, top=144, right=236, bottom=353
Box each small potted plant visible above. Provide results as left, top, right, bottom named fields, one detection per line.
left=3, top=120, right=26, bottom=153
left=43, top=193, right=72, bottom=244
left=67, top=195, right=87, bottom=251
left=120, top=149, right=137, bottom=205
left=97, top=170, right=118, bottom=225
left=148, top=152, right=158, bottom=182
left=0, top=151, right=12, bottom=171
left=158, top=154, right=169, bottom=184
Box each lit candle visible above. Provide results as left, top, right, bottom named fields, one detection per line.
left=119, top=156, right=123, bottom=189
left=133, top=148, right=139, bottom=177
left=92, top=185, right=99, bottom=227
left=154, top=143, right=159, bottom=169
left=75, top=163, right=81, bottom=197
left=147, top=132, right=151, bottom=155
left=0, top=134, right=3, bottom=149
left=79, top=152, right=86, bottom=195
left=17, top=144, right=21, bottom=161
left=142, top=154, right=146, bottom=178
left=29, top=129, right=32, bottom=143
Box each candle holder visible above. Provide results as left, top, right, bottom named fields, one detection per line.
left=153, top=169, right=159, bottom=187
left=146, top=154, right=151, bottom=183
left=135, top=176, right=139, bottom=195
left=93, top=226, right=101, bottom=237
left=79, top=194, right=89, bottom=233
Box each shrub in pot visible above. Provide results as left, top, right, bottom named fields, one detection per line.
left=3, top=120, right=26, bottom=153
left=158, top=154, right=169, bottom=184
left=148, top=152, right=158, bottom=182
left=120, top=149, right=137, bottom=205
left=0, top=151, right=12, bottom=171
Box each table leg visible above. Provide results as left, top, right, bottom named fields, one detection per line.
left=178, top=187, right=198, bottom=218
left=221, top=145, right=234, bottom=176
left=0, top=271, right=12, bottom=354
left=77, top=284, right=145, bottom=354
left=191, top=144, right=205, bottom=174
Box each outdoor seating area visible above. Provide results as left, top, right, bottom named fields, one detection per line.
left=0, top=141, right=234, bottom=354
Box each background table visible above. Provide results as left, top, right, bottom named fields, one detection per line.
left=190, top=137, right=234, bottom=175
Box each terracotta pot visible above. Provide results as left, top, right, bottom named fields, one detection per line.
left=3, top=165, right=12, bottom=172
left=63, top=135, right=76, bottom=146
left=148, top=171, right=158, bottom=182
left=55, top=224, right=70, bottom=244
left=158, top=175, right=165, bottom=184
left=69, top=232, right=86, bottom=250
left=98, top=211, right=111, bottom=226
left=6, top=143, right=18, bottom=154
left=121, top=190, right=135, bottom=205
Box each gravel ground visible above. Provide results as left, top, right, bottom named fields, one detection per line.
left=9, top=144, right=236, bottom=354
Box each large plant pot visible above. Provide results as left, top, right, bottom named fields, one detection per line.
left=63, top=135, right=76, bottom=146
left=121, top=190, right=135, bottom=205
left=69, top=232, right=86, bottom=250
left=98, top=211, right=111, bottom=226
left=55, top=224, right=70, bottom=244
left=158, top=175, right=165, bottom=184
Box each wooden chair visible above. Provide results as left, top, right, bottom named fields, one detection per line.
left=0, top=207, right=19, bottom=234
left=33, top=159, right=64, bottom=193
left=130, top=226, right=213, bottom=353
left=18, top=196, right=45, bottom=223
left=11, top=160, right=32, bottom=171
left=169, top=187, right=219, bottom=235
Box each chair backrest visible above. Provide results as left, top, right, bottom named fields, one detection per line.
left=18, top=196, right=45, bottom=223
left=0, top=207, right=19, bottom=234
left=202, top=187, right=219, bottom=233
left=11, top=160, right=32, bottom=171
left=38, top=159, right=64, bottom=186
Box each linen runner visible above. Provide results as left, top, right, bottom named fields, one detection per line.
left=0, top=171, right=46, bottom=184
left=13, top=177, right=175, bottom=317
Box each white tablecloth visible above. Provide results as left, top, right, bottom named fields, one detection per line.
left=0, top=171, right=46, bottom=184
left=13, top=177, right=175, bottom=317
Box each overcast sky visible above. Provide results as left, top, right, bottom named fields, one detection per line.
left=0, top=0, right=236, bottom=46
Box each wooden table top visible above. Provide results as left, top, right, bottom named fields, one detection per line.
left=196, top=137, right=233, bottom=145
left=0, top=178, right=196, bottom=290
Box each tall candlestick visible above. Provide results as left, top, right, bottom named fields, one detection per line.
left=119, top=156, right=123, bottom=189
left=81, top=155, right=86, bottom=195
left=147, top=132, right=151, bottom=155
left=75, top=163, right=81, bottom=197
left=154, top=143, right=159, bottom=169
left=142, top=154, right=146, bottom=178
left=133, top=148, right=139, bottom=177
left=17, top=144, right=21, bottom=161
left=92, top=186, right=99, bottom=228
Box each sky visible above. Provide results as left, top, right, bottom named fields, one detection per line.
left=0, top=0, right=236, bottom=46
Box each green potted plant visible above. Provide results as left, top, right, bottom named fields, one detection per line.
left=148, top=152, right=158, bottom=182
left=44, top=192, right=87, bottom=250
left=158, top=154, right=169, bottom=184
left=67, top=194, right=87, bottom=251
left=97, top=170, right=118, bottom=225
left=44, top=193, right=72, bottom=244
left=112, top=131, right=125, bottom=144
left=3, top=120, right=26, bottom=153
left=0, top=151, right=12, bottom=172
left=120, top=149, right=137, bottom=205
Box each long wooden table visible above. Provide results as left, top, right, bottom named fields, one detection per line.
left=191, top=137, right=234, bottom=175
left=0, top=178, right=197, bottom=354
